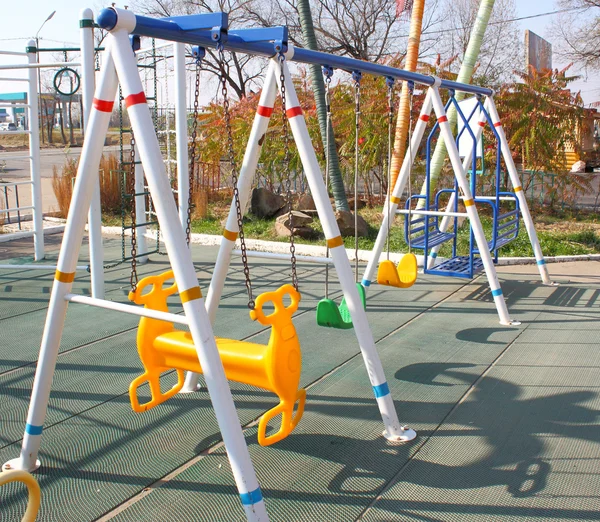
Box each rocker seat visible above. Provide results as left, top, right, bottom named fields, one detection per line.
left=128, top=271, right=306, bottom=446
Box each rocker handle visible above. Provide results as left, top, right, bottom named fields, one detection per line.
left=250, top=284, right=300, bottom=326
left=129, top=270, right=178, bottom=307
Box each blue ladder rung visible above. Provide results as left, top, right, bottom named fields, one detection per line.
left=411, top=230, right=455, bottom=249
left=426, top=255, right=484, bottom=279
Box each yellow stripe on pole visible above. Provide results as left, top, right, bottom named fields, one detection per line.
left=223, top=229, right=238, bottom=242
left=180, top=286, right=202, bottom=303
left=464, top=198, right=475, bottom=207
left=326, top=236, right=344, bottom=249
left=514, top=186, right=523, bottom=193
left=55, top=270, right=75, bottom=283
left=390, top=196, right=401, bottom=205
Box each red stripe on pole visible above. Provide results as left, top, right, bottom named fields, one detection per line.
left=494, top=121, right=502, bottom=127
left=478, top=121, right=486, bottom=127
left=125, top=91, right=147, bottom=108
left=438, top=115, right=448, bottom=123
left=419, top=114, right=430, bottom=122
left=257, top=105, right=273, bottom=117
left=93, top=98, right=114, bottom=112
left=286, top=106, right=303, bottom=118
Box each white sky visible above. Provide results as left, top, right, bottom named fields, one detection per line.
left=0, top=0, right=598, bottom=106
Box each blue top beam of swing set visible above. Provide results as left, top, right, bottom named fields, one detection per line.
left=97, top=8, right=493, bottom=97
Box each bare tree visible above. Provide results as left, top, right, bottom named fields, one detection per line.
left=553, top=0, right=600, bottom=71
left=131, top=0, right=267, bottom=99
left=434, top=0, right=521, bottom=85
left=243, top=0, right=448, bottom=62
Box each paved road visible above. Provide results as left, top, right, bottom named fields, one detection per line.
left=0, top=145, right=121, bottom=214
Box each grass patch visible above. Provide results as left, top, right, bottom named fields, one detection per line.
left=102, top=203, right=600, bottom=258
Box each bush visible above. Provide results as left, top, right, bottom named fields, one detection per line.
left=52, top=158, right=78, bottom=218
left=52, top=154, right=124, bottom=218
left=99, top=154, right=123, bottom=214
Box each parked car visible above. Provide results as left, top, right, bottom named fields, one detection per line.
left=7, top=123, right=16, bottom=131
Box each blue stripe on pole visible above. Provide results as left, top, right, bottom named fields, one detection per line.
left=430, top=252, right=438, bottom=259
left=361, top=279, right=371, bottom=287
left=240, top=487, right=263, bottom=506
left=537, top=259, right=546, bottom=266
left=25, top=423, right=43, bottom=435
left=491, top=289, right=503, bottom=297
left=373, top=382, right=390, bottom=398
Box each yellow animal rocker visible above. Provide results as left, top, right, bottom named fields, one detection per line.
left=128, top=271, right=306, bottom=447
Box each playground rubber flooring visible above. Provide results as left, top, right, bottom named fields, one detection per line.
left=1, top=235, right=599, bottom=521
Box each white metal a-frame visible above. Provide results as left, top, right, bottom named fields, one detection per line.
left=361, top=83, right=555, bottom=325
left=2, top=10, right=413, bottom=521
left=181, top=56, right=417, bottom=439
left=3, top=23, right=269, bottom=522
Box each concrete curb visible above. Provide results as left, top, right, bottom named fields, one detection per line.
left=100, top=227, right=600, bottom=267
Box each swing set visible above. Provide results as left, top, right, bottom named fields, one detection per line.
left=4, top=7, right=550, bottom=521
left=361, top=84, right=553, bottom=325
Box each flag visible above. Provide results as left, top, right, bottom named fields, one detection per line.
left=396, top=0, right=414, bottom=17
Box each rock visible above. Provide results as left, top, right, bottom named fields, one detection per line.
left=296, top=193, right=316, bottom=211
left=346, top=197, right=367, bottom=210
left=274, top=222, right=317, bottom=239
left=335, top=210, right=369, bottom=237
left=250, top=187, right=285, bottom=218
left=570, top=160, right=586, bottom=173
left=275, top=210, right=316, bottom=239
left=275, top=210, right=313, bottom=229
left=301, top=209, right=320, bottom=217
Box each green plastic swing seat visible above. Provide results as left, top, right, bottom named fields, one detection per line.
left=316, top=283, right=367, bottom=329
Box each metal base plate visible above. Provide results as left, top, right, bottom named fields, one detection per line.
left=2, top=457, right=41, bottom=473
left=383, top=427, right=417, bottom=443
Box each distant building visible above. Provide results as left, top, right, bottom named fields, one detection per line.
left=0, top=92, right=27, bottom=127
left=525, top=30, right=552, bottom=72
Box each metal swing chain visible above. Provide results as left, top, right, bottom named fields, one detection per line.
left=218, top=45, right=254, bottom=309
left=324, top=73, right=332, bottom=299
left=353, top=74, right=361, bottom=283
left=386, top=78, right=394, bottom=261
left=129, top=133, right=138, bottom=291
left=186, top=60, right=201, bottom=246
left=279, top=53, right=298, bottom=291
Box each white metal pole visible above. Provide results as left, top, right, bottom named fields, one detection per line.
left=134, top=141, right=149, bottom=263
left=430, top=85, right=518, bottom=326
left=426, top=103, right=487, bottom=269
left=107, top=16, right=268, bottom=520
left=26, top=40, right=44, bottom=261
left=361, top=89, right=433, bottom=287
left=174, top=42, right=188, bottom=230
left=3, top=44, right=120, bottom=474
left=278, top=56, right=415, bottom=442
left=486, top=96, right=553, bottom=285
left=181, top=59, right=279, bottom=393
left=80, top=8, right=105, bottom=299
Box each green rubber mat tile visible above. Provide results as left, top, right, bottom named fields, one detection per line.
left=361, top=364, right=600, bottom=522
left=0, top=269, right=330, bottom=443
left=104, top=279, right=532, bottom=522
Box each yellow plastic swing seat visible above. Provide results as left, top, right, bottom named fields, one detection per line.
left=377, top=253, right=418, bottom=288
left=128, top=270, right=306, bottom=447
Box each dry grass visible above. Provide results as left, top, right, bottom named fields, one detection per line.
left=99, top=154, right=123, bottom=214
left=51, top=158, right=78, bottom=218
left=52, top=154, right=124, bottom=218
